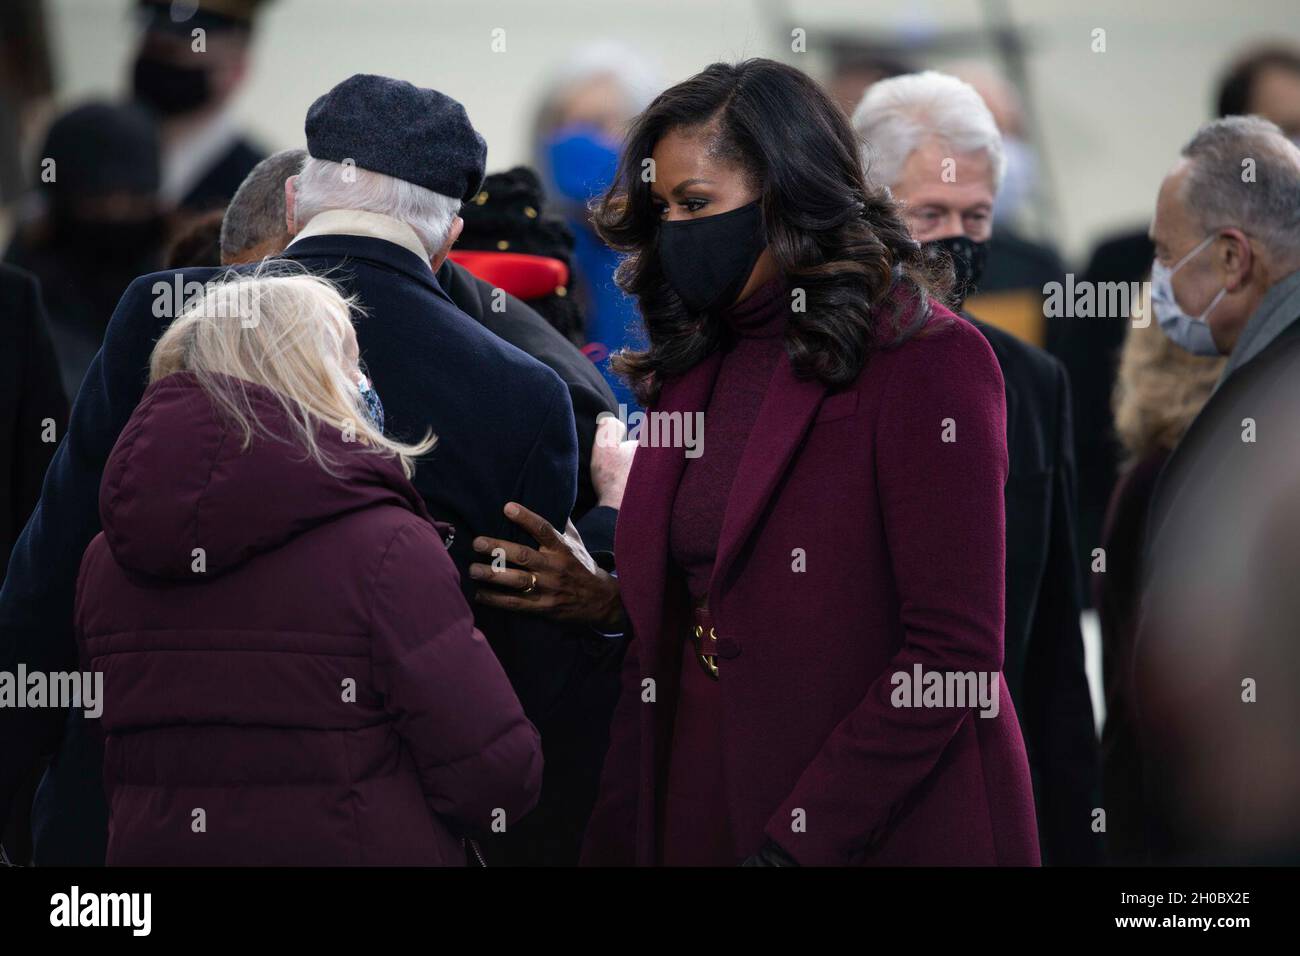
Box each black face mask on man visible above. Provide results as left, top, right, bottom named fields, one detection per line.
left=132, top=54, right=214, bottom=117
left=656, top=200, right=767, bottom=314
left=922, top=234, right=988, bottom=311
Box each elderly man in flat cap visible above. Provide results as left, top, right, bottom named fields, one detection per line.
left=0, top=75, right=593, bottom=866
left=220, top=149, right=622, bottom=530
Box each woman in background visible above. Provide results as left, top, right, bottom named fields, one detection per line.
left=75, top=270, right=541, bottom=865
left=1096, top=303, right=1225, bottom=864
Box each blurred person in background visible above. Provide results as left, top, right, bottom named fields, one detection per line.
left=1217, top=43, right=1300, bottom=144
left=1096, top=304, right=1224, bottom=865
left=129, top=0, right=270, bottom=215
left=0, top=262, right=67, bottom=866
left=1138, top=115, right=1300, bottom=862
left=479, top=58, right=1039, bottom=867
left=0, top=264, right=64, bottom=590
left=0, top=0, right=55, bottom=213
left=852, top=71, right=1100, bottom=866
left=4, top=101, right=164, bottom=398
left=533, top=40, right=661, bottom=412
left=935, top=66, right=1102, bottom=606
left=0, top=74, right=580, bottom=867
left=77, top=271, right=540, bottom=865
left=950, top=64, right=1067, bottom=325
left=958, top=67, right=1036, bottom=231
left=822, top=43, right=914, bottom=119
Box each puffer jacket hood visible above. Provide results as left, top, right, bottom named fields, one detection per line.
left=100, top=372, right=432, bottom=579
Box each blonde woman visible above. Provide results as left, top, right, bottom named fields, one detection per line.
left=74, top=270, right=541, bottom=865
left=1096, top=304, right=1226, bottom=863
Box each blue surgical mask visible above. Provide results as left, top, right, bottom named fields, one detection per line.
left=544, top=125, right=621, bottom=206
left=1151, top=234, right=1225, bottom=357
left=356, top=372, right=385, bottom=432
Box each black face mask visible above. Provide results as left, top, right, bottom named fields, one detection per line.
left=656, top=200, right=767, bottom=314
left=923, top=234, right=988, bottom=310
left=132, top=54, right=213, bottom=116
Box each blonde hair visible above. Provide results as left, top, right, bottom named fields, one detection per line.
left=149, top=265, right=435, bottom=477
left=1113, top=287, right=1226, bottom=469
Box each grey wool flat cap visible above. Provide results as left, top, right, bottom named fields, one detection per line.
left=305, top=74, right=487, bottom=203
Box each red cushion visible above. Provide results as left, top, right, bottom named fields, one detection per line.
left=448, top=251, right=570, bottom=301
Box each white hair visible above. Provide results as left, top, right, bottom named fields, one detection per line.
left=294, top=156, right=461, bottom=258
left=850, top=70, right=1007, bottom=192
left=1180, top=116, right=1300, bottom=266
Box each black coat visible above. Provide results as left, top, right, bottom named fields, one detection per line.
left=434, top=259, right=625, bottom=866
left=1138, top=310, right=1300, bottom=864
left=968, top=314, right=1102, bottom=865
left=435, top=258, right=617, bottom=520
left=0, top=265, right=68, bottom=865
left=0, top=264, right=67, bottom=583
left=1049, top=230, right=1154, bottom=604
left=0, top=234, right=581, bottom=863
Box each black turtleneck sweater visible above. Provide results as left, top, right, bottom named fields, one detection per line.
left=669, top=277, right=789, bottom=599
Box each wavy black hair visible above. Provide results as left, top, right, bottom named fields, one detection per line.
left=595, top=58, right=946, bottom=406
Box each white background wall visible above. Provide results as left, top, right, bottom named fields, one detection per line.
left=38, top=0, right=1300, bottom=263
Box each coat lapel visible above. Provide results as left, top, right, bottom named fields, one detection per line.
left=615, top=350, right=723, bottom=657
left=709, top=351, right=827, bottom=596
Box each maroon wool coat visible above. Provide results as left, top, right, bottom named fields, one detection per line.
left=581, top=305, right=1041, bottom=866
left=75, top=374, right=542, bottom=865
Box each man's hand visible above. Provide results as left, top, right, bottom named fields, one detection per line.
left=470, top=502, right=625, bottom=631
left=591, top=414, right=637, bottom=510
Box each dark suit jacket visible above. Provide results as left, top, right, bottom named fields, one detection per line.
left=0, top=234, right=579, bottom=862
left=1049, top=230, right=1153, bottom=602
left=583, top=308, right=1040, bottom=866
left=1138, top=314, right=1300, bottom=863
left=969, top=316, right=1102, bottom=865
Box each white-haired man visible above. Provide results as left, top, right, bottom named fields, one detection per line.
left=853, top=71, right=1101, bottom=865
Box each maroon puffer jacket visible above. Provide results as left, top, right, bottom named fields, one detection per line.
left=75, top=373, right=542, bottom=865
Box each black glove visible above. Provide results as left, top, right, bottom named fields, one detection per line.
left=740, top=839, right=799, bottom=866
